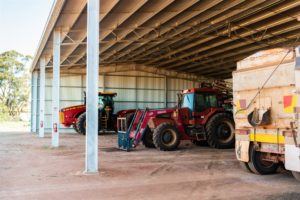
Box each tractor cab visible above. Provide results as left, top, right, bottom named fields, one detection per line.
left=97, top=92, right=117, bottom=113
left=179, top=88, right=227, bottom=121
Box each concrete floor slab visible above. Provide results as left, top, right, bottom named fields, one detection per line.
left=1, top=132, right=300, bottom=200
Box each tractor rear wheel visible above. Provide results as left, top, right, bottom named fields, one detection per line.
left=248, top=144, right=278, bottom=175
left=142, top=127, right=155, bottom=148
left=76, top=113, right=86, bottom=135
left=153, top=123, right=180, bottom=151
left=206, top=113, right=235, bottom=149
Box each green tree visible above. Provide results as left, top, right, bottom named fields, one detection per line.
left=0, top=50, right=32, bottom=119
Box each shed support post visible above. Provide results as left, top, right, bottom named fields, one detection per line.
left=31, top=71, right=38, bottom=133
left=164, top=76, right=168, bottom=108
left=52, top=30, right=61, bottom=147
left=39, top=58, right=46, bottom=137
left=85, top=0, right=99, bottom=173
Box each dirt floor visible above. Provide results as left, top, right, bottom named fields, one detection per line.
left=1, top=132, right=300, bottom=200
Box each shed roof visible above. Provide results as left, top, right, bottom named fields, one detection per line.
left=32, top=0, right=300, bottom=78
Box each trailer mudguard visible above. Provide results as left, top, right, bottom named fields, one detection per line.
left=235, top=140, right=250, bottom=162
left=285, top=144, right=300, bottom=172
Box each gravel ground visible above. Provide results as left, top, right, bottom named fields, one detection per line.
left=0, top=132, right=300, bottom=200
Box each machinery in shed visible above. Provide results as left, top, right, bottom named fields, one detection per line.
left=118, top=85, right=235, bottom=151
left=59, top=92, right=135, bottom=134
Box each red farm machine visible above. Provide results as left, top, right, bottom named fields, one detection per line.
left=118, top=85, right=235, bottom=151
left=59, top=92, right=135, bottom=134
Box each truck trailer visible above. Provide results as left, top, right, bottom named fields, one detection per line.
left=233, top=46, right=300, bottom=180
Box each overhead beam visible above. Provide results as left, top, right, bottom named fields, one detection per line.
left=119, top=0, right=266, bottom=63
left=159, top=1, right=300, bottom=69
left=67, top=0, right=148, bottom=66
left=100, top=0, right=199, bottom=60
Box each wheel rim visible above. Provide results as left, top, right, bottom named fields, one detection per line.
left=258, top=152, right=275, bottom=169
left=216, top=121, right=234, bottom=143
left=161, top=129, right=176, bottom=146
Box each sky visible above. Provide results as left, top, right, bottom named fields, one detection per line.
left=0, top=0, right=55, bottom=57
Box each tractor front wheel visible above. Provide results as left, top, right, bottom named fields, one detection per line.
left=153, top=123, right=180, bottom=151
left=206, top=113, right=235, bottom=149
left=76, top=113, right=86, bottom=135
left=142, top=127, right=155, bottom=148
left=248, top=144, right=278, bottom=175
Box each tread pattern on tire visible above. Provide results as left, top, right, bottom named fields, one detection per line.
left=206, top=112, right=235, bottom=149
left=248, top=144, right=278, bottom=175
left=239, top=161, right=253, bottom=173
left=153, top=123, right=180, bottom=151
left=76, top=112, right=86, bottom=135
left=73, top=124, right=79, bottom=133
left=142, top=127, right=155, bottom=148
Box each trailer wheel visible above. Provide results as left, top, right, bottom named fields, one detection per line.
left=76, top=112, right=86, bottom=135
left=153, top=123, right=180, bottom=151
left=142, top=127, right=155, bottom=148
left=239, top=161, right=253, bottom=173
left=292, top=171, right=300, bottom=181
left=248, top=144, right=278, bottom=175
left=206, top=113, right=235, bottom=149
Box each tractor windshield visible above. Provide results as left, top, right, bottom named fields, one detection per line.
left=182, top=93, right=194, bottom=111
left=182, top=93, right=218, bottom=112
left=98, top=96, right=114, bottom=111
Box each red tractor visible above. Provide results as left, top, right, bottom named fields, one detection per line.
left=59, top=92, right=135, bottom=134
left=118, top=87, right=234, bottom=151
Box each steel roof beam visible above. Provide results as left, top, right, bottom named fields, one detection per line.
left=157, top=1, right=300, bottom=69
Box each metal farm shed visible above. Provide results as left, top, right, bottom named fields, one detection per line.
left=31, top=0, right=300, bottom=172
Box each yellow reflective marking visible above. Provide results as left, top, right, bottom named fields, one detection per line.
left=250, top=133, right=284, bottom=144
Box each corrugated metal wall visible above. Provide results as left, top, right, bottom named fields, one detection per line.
left=33, top=71, right=201, bottom=133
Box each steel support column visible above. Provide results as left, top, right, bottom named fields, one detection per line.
left=31, top=71, right=38, bottom=133
left=39, top=58, right=46, bottom=137
left=164, top=76, right=168, bottom=108
left=85, top=0, right=99, bottom=173
left=52, top=30, right=61, bottom=147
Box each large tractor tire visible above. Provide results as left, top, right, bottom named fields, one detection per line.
left=153, top=123, right=180, bottom=151
left=76, top=112, right=101, bottom=135
left=248, top=144, right=278, bottom=175
left=292, top=171, right=300, bottom=181
left=142, top=127, right=155, bottom=148
left=206, top=113, right=235, bottom=149
left=73, top=124, right=79, bottom=134
left=76, top=112, right=86, bottom=135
